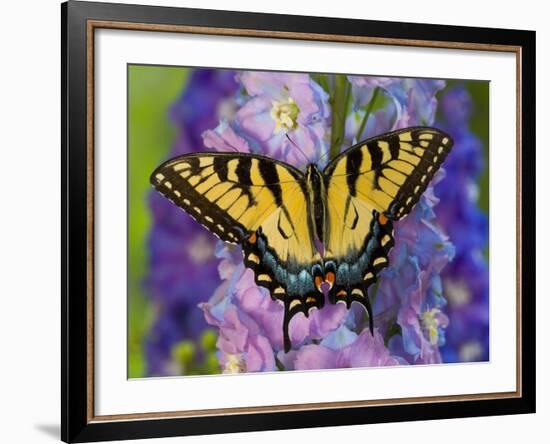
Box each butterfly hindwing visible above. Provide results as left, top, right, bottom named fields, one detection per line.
left=151, top=152, right=323, bottom=352
left=323, top=127, right=453, bottom=313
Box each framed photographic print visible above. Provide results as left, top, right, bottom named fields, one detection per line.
left=61, top=0, right=536, bottom=442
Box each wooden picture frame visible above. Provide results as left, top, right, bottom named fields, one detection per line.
left=61, top=1, right=536, bottom=442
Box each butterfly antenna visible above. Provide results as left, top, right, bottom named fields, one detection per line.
left=285, top=133, right=310, bottom=165
left=315, top=146, right=336, bottom=166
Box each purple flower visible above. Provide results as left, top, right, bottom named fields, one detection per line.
left=347, top=76, right=400, bottom=111
left=170, top=69, right=239, bottom=155
left=144, top=69, right=239, bottom=376
left=434, top=86, right=490, bottom=362
left=204, top=71, right=331, bottom=167
left=201, top=299, right=276, bottom=373
left=348, top=76, right=401, bottom=89
left=294, top=329, right=400, bottom=370
left=375, top=176, right=455, bottom=364
left=203, top=121, right=252, bottom=154
left=345, top=77, right=445, bottom=145
left=341, top=75, right=456, bottom=365
left=388, top=79, right=446, bottom=128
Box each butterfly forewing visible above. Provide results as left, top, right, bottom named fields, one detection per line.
left=322, top=127, right=453, bottom=311
left=151, top=152, right=324, bottom=352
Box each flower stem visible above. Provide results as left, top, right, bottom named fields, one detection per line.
left=355, top=87, right=380, bottom=142
left=329, top=75, right=350, bottom=159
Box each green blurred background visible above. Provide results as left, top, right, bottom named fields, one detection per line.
left=127, top=65, right=489, bottom=378
left=128, top=66, right=189, bottom=378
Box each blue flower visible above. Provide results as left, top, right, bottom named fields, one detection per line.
left=374, top=175, right=455, bottom=364
left=433, top=85, right=490, bottom=362
left=144, top=69, right=239, bottom=376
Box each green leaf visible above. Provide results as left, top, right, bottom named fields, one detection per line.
left=127, top=65, right=189, bottom=378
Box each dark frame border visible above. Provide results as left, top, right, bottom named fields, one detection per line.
left=62, top=1, right=536, bottom=442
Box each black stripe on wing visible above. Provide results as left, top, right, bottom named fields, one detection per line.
left=324, top=127, right=454, bottom=221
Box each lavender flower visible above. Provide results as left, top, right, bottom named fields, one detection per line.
left=205, top=71, right=331, bottom=167
left=294, top=329, right=400, bottom=370
left=345, top=76, right=456, bottom=365
left=144, top=69, right=239, bottom=376
left=345, top=77, right=446, bottom=145
left=374, top=178, right=455, bottom=364
left=434, top=85, right=490, bottom=362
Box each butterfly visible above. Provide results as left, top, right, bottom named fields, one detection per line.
left=151, top=127, right=453, bottom=352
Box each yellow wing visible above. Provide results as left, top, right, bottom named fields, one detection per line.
left=322, top=127, right=453, bottom=318
left=151, top=152, right=324, bottom=352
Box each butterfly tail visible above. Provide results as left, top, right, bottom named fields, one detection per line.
left=363, top=283, right=374, bottom=335
left=283, top=306, right=292, bottom=353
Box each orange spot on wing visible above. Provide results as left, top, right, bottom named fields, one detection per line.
left=248, top=232, right=257, bottom=244
left=379, top=213, right=389, bottom=225
left=325, top=272, right=335, bottom=288
left=314, top=276, right=323, bottom=291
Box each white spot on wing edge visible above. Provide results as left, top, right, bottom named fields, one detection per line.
left=289, top=299, right=301, bottom=310
left=373, top=257, right=387, bottom=266
left=247, top=253, right=260, bottom=264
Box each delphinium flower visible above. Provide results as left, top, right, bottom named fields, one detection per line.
left=204, top=71, right=331, bottom=167
left=433, top=85, right=490, bottom=363
left=294, top=328, right=401, bottom=370
left=144, top=69, right=239, bottom=376
left=344, top=75, right=454, bottom=365
left=196, top=72, right=457, bottom=371
left=374, top=175, right=455, bottom=364
left=345, top=76, right=446, bottom=144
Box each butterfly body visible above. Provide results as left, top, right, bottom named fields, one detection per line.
left=304, top=164, right=327, bottom=243
left=151, top=127, right=453, bottom=353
